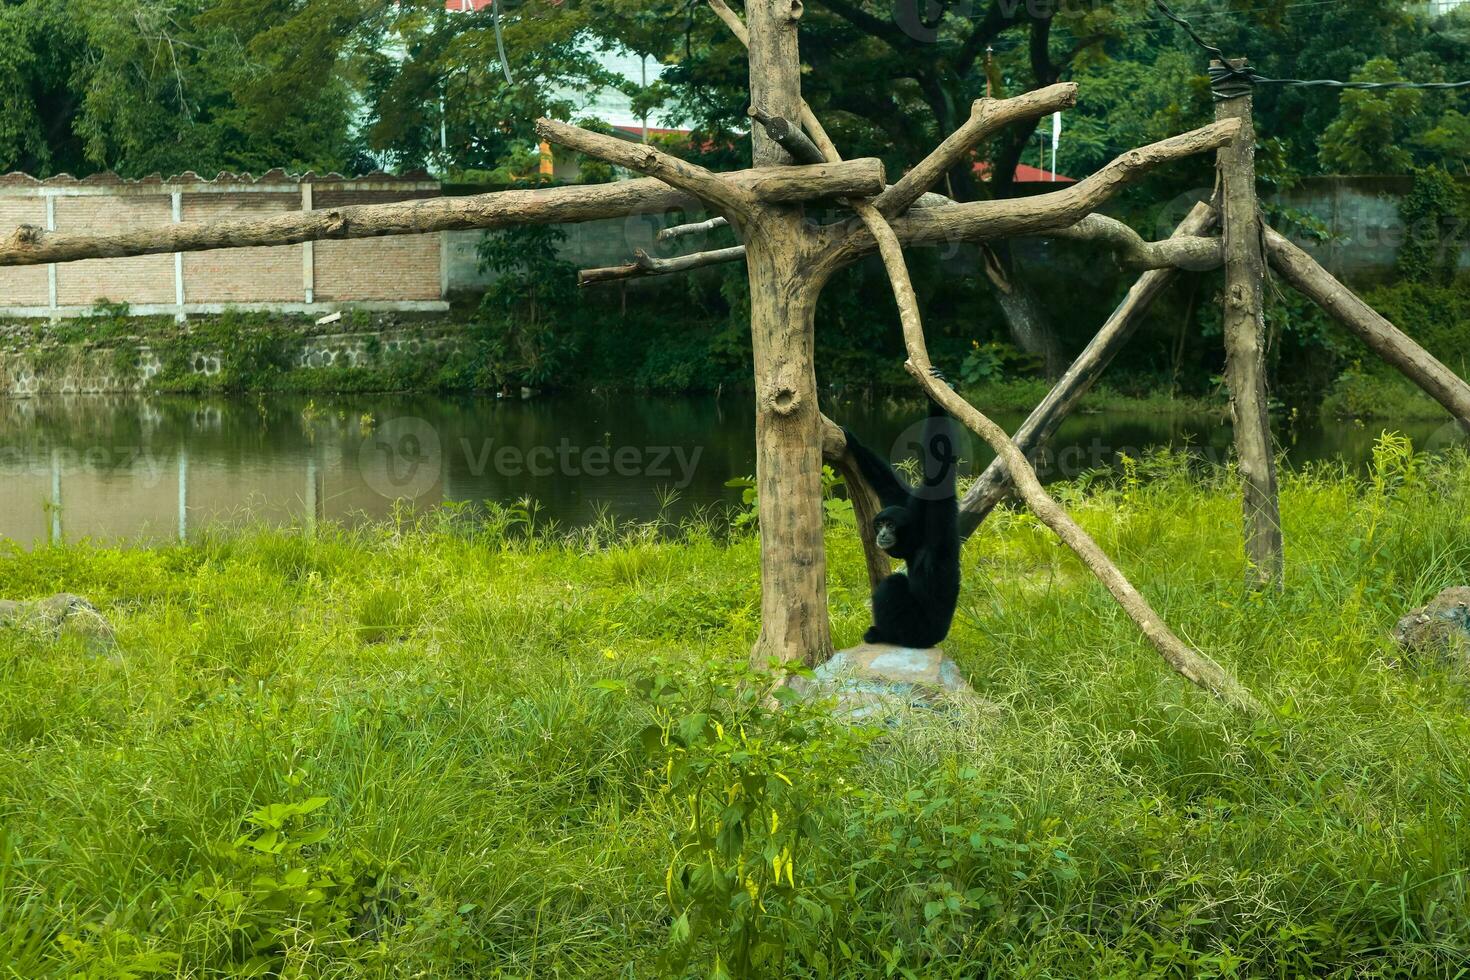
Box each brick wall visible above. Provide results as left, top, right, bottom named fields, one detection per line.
left=182, top=193, right=304, bottom=303
left=0, top=172, right=445, bottom=316
left=314, top=189, right=442, bottom=301
left=55, top=194, right=176, bottom=307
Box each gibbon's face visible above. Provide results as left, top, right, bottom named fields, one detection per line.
left=875, top=518, right=899, bottom=551
left=873, top=505, right=914, bottom=559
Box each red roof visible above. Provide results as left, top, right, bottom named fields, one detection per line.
left=973, top=160, right=1075, bottom=183
left=444, top=0, right=494, bottom=10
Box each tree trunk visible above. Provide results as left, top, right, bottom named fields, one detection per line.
left=746, top=0, right=831, bottom=667
left=1215, top=66, right=1283, bottom=591
left=982, top=242, right=1066, bottom=377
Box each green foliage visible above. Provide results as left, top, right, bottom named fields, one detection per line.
left=6, top=451, right=1470, bottom=973
left=725, top=465, right=852, bottom=533
left=152, top=312, right=295, bottom=393
left=1324, top=280, right=1470, bottom=419
left=0, top=0, right=373, bottom=178
left=188, top=792, right=394, bottom=975
left=475, top=223, right=580, bottom=389
left=615, top=659, right=874, bottom=976
left=959, top=340, right=1042, bottom=386
left=1319, top=58, right=1425, bottom=175
left=1397, top=166, right=1468, bottom=284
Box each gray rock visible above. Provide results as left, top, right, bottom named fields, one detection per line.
left=0, top=592, right=116, bottom=652
left=1394, top=587, right=1470, bottom=667
left=795, top=643, right=981, bottom=722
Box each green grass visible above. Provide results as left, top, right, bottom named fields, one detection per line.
left=4, top=445, right=1470, bottom=976
left=958, top=378, right=1220, bottom=415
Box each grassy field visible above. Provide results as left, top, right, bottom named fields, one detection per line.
left=4, top=441, right=1470, bottom=977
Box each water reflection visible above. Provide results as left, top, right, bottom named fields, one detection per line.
left=0, top=393, right=1462, bottom=548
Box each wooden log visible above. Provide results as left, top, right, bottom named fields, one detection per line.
left=958, top=202, right=1219, bottom=538
left=536, top=117, right=885, bottom=207
left=1038, top=213, right=1222, bottom=271
left=815, top=119, right=1240, bottom=271
left=654, top=190, right=954, bottom=245
left=854, top=200, right=1260, bottom=713
left=710, top=0, right=893, bottom=632
left=744, top=0, right=832, bottom=668
left=820, top=416, right=892, bottom=591
left=1214, top=63, right=1283, bottom=591
left=874, top=83, right=1078, bottom=218
left=1265, top=226, right=1470, bottom=432
left=657, top=215, right=730, bottom=242
left=0, top=164, right=870, bottom=269
left=578, top=246, right=747, bottom=287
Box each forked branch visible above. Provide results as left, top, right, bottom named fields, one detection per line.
left=853, top=200, right=1260, bottom=714
left=833, top=119, right=1240, bottom=265
left=534, top=117, right=885, bottom=213
left=874, top=83, right=1078, bottom=218
left=1038, top=213, right=1222, bottom=271
left=579, top=246, right=747, bottom=287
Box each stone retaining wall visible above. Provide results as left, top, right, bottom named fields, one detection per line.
left=0, top=326, right=466, bottom=397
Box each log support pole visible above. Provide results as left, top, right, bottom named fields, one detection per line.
left=746, top=0, right=832, bottom=668
left=1214, top=61, right=1283, bottom=591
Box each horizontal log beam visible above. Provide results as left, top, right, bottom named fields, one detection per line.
left=586, top=203, right=1222, bottom=286
left=536, top=117, right=885, bottom=211
left=0, top=161, right=883, bottom=269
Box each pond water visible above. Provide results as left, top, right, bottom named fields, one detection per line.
left=0, top=392, right=1463, bottom=548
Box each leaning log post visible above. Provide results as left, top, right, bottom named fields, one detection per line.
left=820, top=417, right=892, bottom=591
left=958, top=202, right=1218, bottom=537
left=1214, top=60, right=1283, bottom=590
left=1264, top=227, right=1470, bottom=433
left=852, top=202, right=1260, bottom=713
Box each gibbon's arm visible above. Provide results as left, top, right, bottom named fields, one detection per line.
left=918, top=376, right=960, bottom=547
left=841, top=427, right=911, bottom=509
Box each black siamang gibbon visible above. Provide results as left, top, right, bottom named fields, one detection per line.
left=841, top=369, right=961, bottom=649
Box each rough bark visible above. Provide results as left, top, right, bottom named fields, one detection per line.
left=1215, top=69, right=1283, bottom=591
left=959, top=202, right=1219, bottom=537
left=596, top=203, right=1222, bottom=286
left=981, top=243, right=1067, bottom=377
left=1038, top=213, right=1222, bottom=271
left=537, top=117, right=885, bottom=207
left=744, top=0, right=832, bottom=668
left=855, top=201, right=1260, bottom=713
left=1265, top=226, right=1470, bottom=432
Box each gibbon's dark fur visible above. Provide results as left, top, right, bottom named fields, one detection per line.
left=841, top=373, right=961, bottom=648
